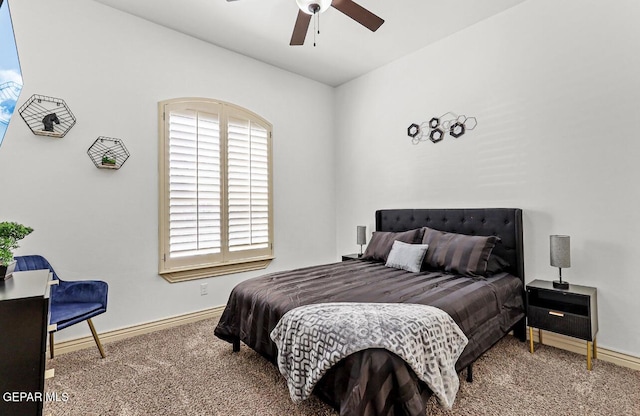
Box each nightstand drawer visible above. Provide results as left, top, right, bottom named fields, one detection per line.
left=528, top=305, right=592, bottom=340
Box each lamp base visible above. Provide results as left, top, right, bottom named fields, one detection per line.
left=553, top=280, right=569, bottom=290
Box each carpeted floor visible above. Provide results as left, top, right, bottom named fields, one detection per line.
left=44, top=318, right=640, bottom=416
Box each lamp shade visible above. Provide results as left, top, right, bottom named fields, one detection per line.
left=356, top=226, right=367, bottom=245
left=296, top=0, right=332, bottom=14
left=550, top=235, right=570, bottom=268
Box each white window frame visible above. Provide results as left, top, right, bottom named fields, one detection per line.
left=158, top=98, right=274, bottom=282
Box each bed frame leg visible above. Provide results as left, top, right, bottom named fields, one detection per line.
left=513, top=317, right=527, bottom=342
left=466, top=364, right=473, bottom=383
left=232, top=337, right=240, bottom=352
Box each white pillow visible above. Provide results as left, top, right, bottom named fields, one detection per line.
left=385, top=240, right=429, bottom=273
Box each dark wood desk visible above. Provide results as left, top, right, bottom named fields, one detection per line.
left=0, top=269, right=51, bottom=415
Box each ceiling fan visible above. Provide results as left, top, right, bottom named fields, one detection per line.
left=227, top=0, right=384, bottom=46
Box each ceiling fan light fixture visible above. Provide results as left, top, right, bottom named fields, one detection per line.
left=296, top=0, right=331, bottom=15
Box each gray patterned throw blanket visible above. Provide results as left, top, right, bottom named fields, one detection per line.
left=270, top=302, right=468, bottom=409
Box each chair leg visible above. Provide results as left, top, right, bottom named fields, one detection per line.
left=49, top=332, right=55, bottom=359
left=87, top=319, right=106, bottom=359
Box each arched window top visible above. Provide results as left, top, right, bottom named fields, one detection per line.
left=158, top=98, right=273, bottom=282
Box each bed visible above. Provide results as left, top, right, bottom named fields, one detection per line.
left=215, top=208, right=526, bottom=415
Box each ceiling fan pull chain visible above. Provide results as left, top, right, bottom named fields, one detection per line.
left=313, top=10, right=317, bottom=47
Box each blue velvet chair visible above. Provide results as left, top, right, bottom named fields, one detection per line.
left=14, top=255, right=108, bottom=359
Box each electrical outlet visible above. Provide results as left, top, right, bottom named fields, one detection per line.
left=200, top=283, right=208, bottom=296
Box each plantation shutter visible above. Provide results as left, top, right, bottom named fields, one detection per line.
left=166, top=105, right=222, bottom=266
left=159, top=98, right=273, bottom=280
left=227, top=111, right=271, bottom=258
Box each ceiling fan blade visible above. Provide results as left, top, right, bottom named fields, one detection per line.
left=331, top=0, right=384, bottom=32
left=290, top=10, right=312, bottom=46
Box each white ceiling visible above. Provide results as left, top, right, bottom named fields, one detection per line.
left=92, top=0, right=526, bottom=87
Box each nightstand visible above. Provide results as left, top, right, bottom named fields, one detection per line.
left=526, top=279, right=598, bottom=370
left=341, top=253, right=362, bottom=261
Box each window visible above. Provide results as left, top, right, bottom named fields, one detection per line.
left=158, top=98, right=273, bottom=282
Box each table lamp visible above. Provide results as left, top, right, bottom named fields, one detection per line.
left=357, top=226, right=366, bottom=257
left=550, top=235, right=570, bottom=289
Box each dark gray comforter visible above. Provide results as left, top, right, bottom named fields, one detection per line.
left=214, top=259, right=524, bottom=415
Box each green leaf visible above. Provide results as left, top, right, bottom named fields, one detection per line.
left=0, top=222, right=34, bottom=265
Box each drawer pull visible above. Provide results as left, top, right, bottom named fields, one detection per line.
left=549, top=311, right=564, bottom=317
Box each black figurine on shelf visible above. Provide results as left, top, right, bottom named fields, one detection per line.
left=42, top=113, right=60, bottom=132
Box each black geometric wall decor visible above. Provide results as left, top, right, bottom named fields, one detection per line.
left=87, top=136, right=130, bottom=170
left=429, top=128, right=444, bottom=143
left=407, top=112, right=477, bottom=145
left=450, top=122, right=465, bottom=138
left=18, top=94, right=76, bottom=138
left=407, top=123, right=420, bottom=138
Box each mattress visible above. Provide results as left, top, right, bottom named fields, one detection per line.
left=215, top=259, right=524, bottom=370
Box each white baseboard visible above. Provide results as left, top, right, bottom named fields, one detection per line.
left=51, top=308, right=640, bottom=372
left=528, top=327, right=640, bottom=371
left=52, top=305, right=226, bottom=356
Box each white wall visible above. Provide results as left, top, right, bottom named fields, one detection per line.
left=3, top=0, right=639, bottom=359
left=335, top=0, right=640, bottom=357
left=1, top=0, right=336, bottom=341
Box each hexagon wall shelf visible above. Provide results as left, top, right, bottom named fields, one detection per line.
left=18, top=94, right=76, bottom=138
left=87, top=136, right=130, bottom=170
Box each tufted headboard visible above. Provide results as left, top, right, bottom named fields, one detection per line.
left=375, top=208, right=524, bottom=281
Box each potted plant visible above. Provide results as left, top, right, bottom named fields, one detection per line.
left=101, top=154, right=116, bottom=167
left=0, top=221, right=34, bottom=280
